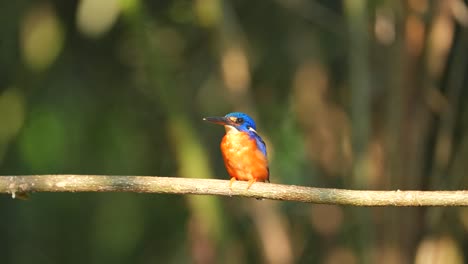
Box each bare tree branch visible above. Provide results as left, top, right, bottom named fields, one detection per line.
left=0, top=175, right=466, bottom=206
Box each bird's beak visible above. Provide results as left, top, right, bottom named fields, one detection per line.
left=203, top=116, right=230, bottom=125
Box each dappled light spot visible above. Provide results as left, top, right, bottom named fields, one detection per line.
left=427, top=6, right=454, bottom=77
left=374, top=8, right=396, bottom=45
left=76, top=0, right=121, bottom=38
left=293, top=62, right=328, bottom=116
left=415, top=235, right=464, bottom=264
left=450, top=0, right=468, bottom=26
left=194, top=0, right=222, bottom=27
left=20, top=4, right=64, bottom=72
left=221, top=46, right=251, bottom=95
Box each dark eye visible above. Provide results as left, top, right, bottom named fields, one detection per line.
left=236, top=117, right=244, bottom=124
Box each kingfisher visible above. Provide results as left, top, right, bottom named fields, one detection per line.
left=203, top=112, right=269, bottom=189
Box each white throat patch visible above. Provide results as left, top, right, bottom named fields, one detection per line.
left=224, top=125, right=239, bottom=134
left=224, top=125, right=257, bottom=134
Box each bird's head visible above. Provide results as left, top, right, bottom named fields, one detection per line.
left=203, top=112, right=257, bottom=134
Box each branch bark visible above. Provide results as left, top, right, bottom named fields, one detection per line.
left=0, top=175, right=466, bottom=206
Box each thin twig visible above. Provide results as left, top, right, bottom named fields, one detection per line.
left=0, top=175, right=466, bottom=206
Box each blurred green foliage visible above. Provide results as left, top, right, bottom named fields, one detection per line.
left=1, top=0, right=467, bottom=263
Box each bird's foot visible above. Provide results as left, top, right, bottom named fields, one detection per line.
left=229, top=177, right=237, bottom=191
left=246, top=179, right=256, bottom=190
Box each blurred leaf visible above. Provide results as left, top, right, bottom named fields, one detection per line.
left=19, top=108, right=66, bottom=172
left=194, top=0, right=222, bottom=27
left=0, top=87, right=25, bottom=143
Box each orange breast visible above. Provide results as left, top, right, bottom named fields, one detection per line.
left=220, top=132, right=269, bottom=182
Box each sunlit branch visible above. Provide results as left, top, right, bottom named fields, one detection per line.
left=0, top=175, right=467, bottom=206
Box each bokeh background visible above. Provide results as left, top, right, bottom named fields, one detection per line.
left=1, top=0, right=467, bottom=263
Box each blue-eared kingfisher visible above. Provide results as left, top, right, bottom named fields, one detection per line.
left=203, top=112, right=269, bottom=189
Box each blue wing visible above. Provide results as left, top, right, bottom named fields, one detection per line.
left=249, top=131, right=270, bottom=182
left=248, top=131, right=267, bottom=157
